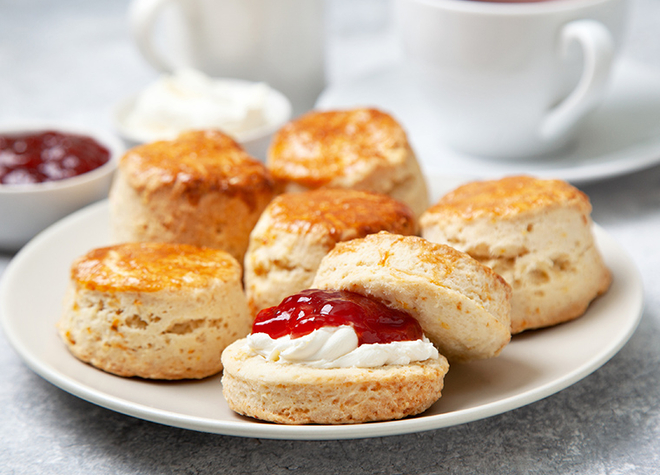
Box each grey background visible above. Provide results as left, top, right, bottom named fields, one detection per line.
left=2, top=0, right=660, bottom=473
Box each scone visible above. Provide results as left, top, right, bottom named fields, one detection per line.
left=419, top=175, right=612, bottom=334
left=109, top=130, right=276, bottom=263
left=58, top=242, right=251, bottom=379
left=312, top=232, right=512, bottom=362
left=243, top=188, right=417, bottom=315
left=222, top=288, right=449, bottom=424
left=222, top=339, right=448, bottom=424
left=267, top=108, right=429, bottom=216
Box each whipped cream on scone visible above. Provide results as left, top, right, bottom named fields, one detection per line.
left=247, top=325, right=438, bottom=369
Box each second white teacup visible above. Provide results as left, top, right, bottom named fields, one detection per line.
left=395, top=0, right=628, bottom=159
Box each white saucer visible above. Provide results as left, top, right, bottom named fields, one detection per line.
left=316, top=58, right=660, bottom=184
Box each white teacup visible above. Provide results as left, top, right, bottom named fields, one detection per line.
left=129, top=0, right=326, bottom=115
left=394, top=0, right=628, bottom=159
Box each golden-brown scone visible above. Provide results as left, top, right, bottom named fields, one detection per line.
left=109, top=130, right=276, bottom=263
left=419, top=175, right=612, bottom=334
left=243, top=188, right=417, bottom=315
left=221, top=339, right=449, bottom=424
left=267, top=108, right=429, bottom=216
left=57, top=242, right=251, bottom=379
left=312, top=232, right=512, bottom=363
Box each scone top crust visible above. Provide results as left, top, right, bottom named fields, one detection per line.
left=312, top=233, right=512, bottom=361
left=120, top=130, right=275, bottom=202
left=324, top=233, right=511, bottom=312
left=267, top=108, right=411, bottom=188
left=424, top=175, right=591, bottom=221
left=71, top=242, right=240, bottom=293
left=266, top=189, right=417, bottom=240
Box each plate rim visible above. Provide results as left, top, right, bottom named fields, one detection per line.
left=0, top=198, right=644, bottom=440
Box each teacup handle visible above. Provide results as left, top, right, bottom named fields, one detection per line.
left=129, top=0, right=177, bottom=72
left=540, top=19, right=615, bottom=141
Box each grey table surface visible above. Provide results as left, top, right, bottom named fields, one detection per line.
left=2, top=0, right=660, bottom=473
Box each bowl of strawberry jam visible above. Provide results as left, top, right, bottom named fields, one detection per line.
left=0, top=122, right=124, bottom=251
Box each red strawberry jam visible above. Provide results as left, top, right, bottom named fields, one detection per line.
left=0, top=130, right=110, bottom=185
left=252, top=289, right=424, bottom=345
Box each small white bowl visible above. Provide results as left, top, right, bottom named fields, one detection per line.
left=0, top=121, right=124, bottom=251
left=113, top=78, right=292, bottom=161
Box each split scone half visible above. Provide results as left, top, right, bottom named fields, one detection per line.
left=222, top=233, right=511, bottom=425
left=312, top=233, right=512, bottom=363
left=243, top=188, right=417, bottom=315
left=109, top=130, right=276, bottom=263
left=420, top=175, right=612, bottom=334
left=266, top=108, right=429, bottom=216
left=58, top=242, right=251, bottom=379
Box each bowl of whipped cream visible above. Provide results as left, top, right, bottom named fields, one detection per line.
left=114, top=69, right=292, bottom=160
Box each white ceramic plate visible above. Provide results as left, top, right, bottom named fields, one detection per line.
left=0, top=185, right=643, bottom=440
left=317, top=58, right=660, bottom=184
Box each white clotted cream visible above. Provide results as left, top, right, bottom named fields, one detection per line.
left=247, top=325, right=439, bottom=369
